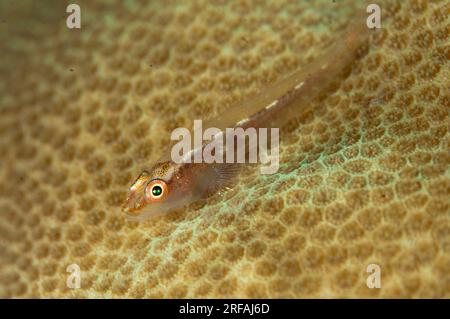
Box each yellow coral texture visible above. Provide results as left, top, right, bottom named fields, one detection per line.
left=0, top=0, right=449, bottom=298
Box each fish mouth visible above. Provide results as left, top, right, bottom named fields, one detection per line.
left=122, top=170, right=152, bottom=220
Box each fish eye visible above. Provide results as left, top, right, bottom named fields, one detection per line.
left=145, top=179, right=168, bottom=202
